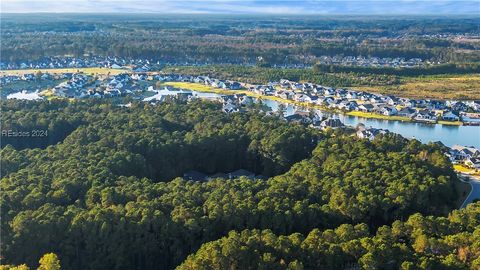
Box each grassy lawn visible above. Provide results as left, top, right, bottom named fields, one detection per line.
left=437, top=120, right=464, bottom=126
left=353, top=74, right=480, bottom=100
left=163, top=82, right=223, bottom=92
left=346, top=111, right=412, bottom=122
left=454, top=164, right=480, bottom=176
left=0, top=67, right=126, bottom=76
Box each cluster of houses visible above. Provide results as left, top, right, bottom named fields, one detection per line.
left=0, top=72, right=54, bottom=85
left=448, top=145, right=480, bottom=170
left=52, top=73, right=92, bottom=98
left=4, top=68, right=479, bottom=172
left=246, top=79, right=480, bottom=125
left=316, top=56, right=431, bottom=68
left=3, top=70, right=480, bottom=125
left=0, top=56, right=157, bottom=72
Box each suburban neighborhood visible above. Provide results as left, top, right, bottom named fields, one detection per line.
left=3, top=68, right=479, bottom=171
left=3, top=67, right=479, bottom=126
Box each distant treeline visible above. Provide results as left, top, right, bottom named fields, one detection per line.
left=1, top=15, right=479, bottom=64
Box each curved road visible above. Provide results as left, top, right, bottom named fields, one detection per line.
left=459, top=174, right=480, bottom=208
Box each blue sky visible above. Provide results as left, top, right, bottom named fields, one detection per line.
left=1, top=0, right=479, bottom=14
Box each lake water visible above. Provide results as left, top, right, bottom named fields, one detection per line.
left=6, top=90, right=42, bottom=100
left=9, top=89, right=480, bottom=148
left=260, top=99, right=480, bottom=148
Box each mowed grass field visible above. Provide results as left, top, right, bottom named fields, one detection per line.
left=0, top=67, right=126, bottom=76
left=162, top=82, right=223, bottom=93
left=346, top=111, right=412, bottom=122
left=353, top=74, right=480, bottom=100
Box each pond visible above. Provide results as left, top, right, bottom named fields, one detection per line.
left=260, top=99, right=480, bottom=148
left=6, top=90, right=42, bottom=100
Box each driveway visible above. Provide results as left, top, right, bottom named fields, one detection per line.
left=459, top=174, right=480, bottom=208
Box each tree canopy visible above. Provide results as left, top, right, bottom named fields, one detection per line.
left=0, top=99, right=469, bottom=269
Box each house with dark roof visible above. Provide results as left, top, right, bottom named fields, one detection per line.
left=357, top=128, right=389, bottom=141
left=229, top=169, right=255, bottom=179
left=379, top=106, right=398, bottom=116
left=414, top=109, right=437, bottom=123
left=284, top=113, right=311, bottom=124
left=183, top=170, right=208, bottom=181
left=358, top=104, right=374, bottom=112
left=397, top=107, right=416, bottom=118
left=442, top=111, right=460, bottom=121
left=223, top=103, right=239, bottom=114
left=465, top=158, right=480, bottom=169
left=319, top=118, right=344, bottom=130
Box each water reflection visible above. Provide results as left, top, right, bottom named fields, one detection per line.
left=259, top=97, right=479, bottom=148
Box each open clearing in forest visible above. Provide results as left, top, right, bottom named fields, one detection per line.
left=354, top=74, right=480, bottom=100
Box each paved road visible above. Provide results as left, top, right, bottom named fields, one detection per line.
left=460, top=174, right=480, bottom=208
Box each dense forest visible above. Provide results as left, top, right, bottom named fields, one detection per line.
left=179, top=203, right=480, bottom=269
left=1, top=14, right=479, bottom=64
left=2, top=99, right=475, bottom=269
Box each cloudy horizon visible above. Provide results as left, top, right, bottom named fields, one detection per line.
left=1, top=0, right=479, bottom=14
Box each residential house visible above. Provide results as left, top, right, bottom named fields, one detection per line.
left=358, top=104, right=375, bottom=112
left=397, top=107, right=416, bottom=118
left=346, top=91, right=358, bottom=100
left=176, top=92, right=193, bottom=102
left=277, top=90, right=294, bottom=100
left=319, top=118, right=344, bottom=129
left=414, top=109, right=437, bottom=123
left=452, top=101, right=469, bottom=112
left=183, top=170, right=208, bottom=181
left=239, top=96, right=254, bottom=106
left=380, top=106, right=398, bottom=116
left=338, top=100, right=358, bottom=111
left=294, top=94, right=312, bottom=103
left=357, top=128, right=389, bottom=141
left=228, top=169, right=256, bottom=179
left=335, top=89, right=347, bottom=98
left=465, top=158, right=480, bottom=169
left=428, top=100, right=446, bottom=110
left=415, top=99, right=428, bottom=108
left=222, top=103, right=239, bottom=114
left=386, top=96, right=399, bottom=106
left=466, top=100, right=480, bottom=112
left=442, top=111, right=460, bottom=121
left=324, top=88, right=335, bottom=96
left=284, top=113, right=311, bottom=124
left=448, top=149, right=469, bottom=162
left=226, top=81, right=242, bottom=90
left=370, top=96, right=383, bottom=104
left=451, top=145, right=480, bottom=159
